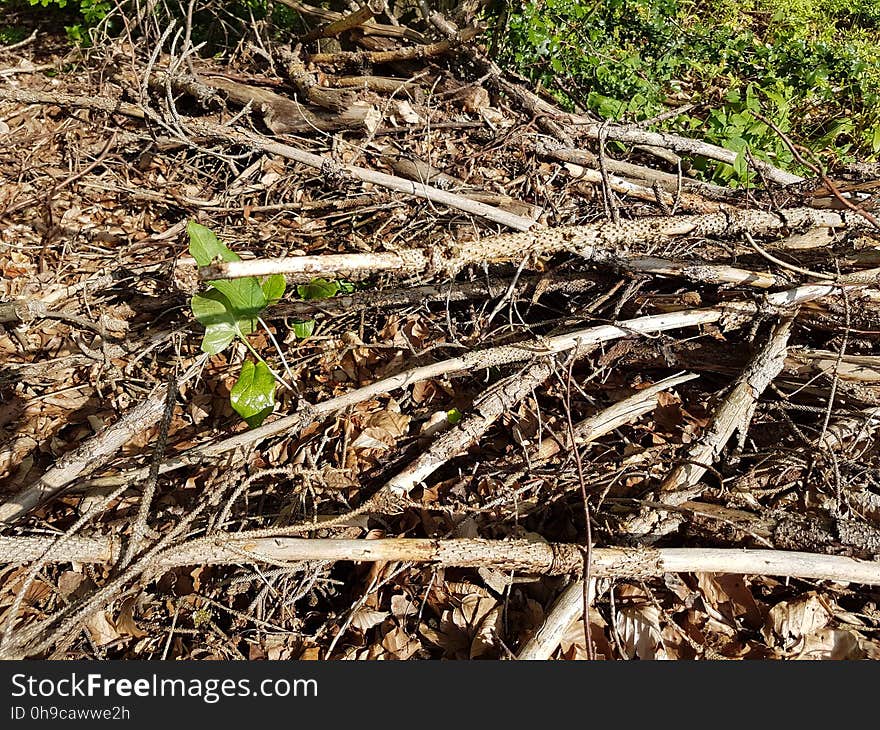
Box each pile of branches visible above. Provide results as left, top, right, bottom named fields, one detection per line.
left=1, top=2, right=880, bottom=659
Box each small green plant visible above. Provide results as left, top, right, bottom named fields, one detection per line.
left=191, top=607, right=213, bottom=628
left=0, top=25, right=29, bottom=45
left=187, top=222, right=285, bottom=428
left=692, top=83, right=797, bottom=185
left=187, top=224, right=357, bottom=427
left=446, top=408, right=462, bottom=425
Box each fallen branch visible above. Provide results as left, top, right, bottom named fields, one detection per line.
left=573, top=121, right=803, bottom=186
left=385, top=360, right=557, bottom=497
left=3, top=534, right=880, bottom=585
left=517, top=579, right=595, bottom=660
left=787, top=349, right=880, bottom=384
left=0, top=355, right=208, bottom=525
left=85, top=307, right=726, bottom=492
left=660, top=315, right=796, bottom=499
left=535, top=372, right=700, bottom=460
left=277, top=0, right=427, bottom=43
left=308, top=27, right=480, bottom=66
left=267, top=272, right=600, bottom=319
left=537, top=140, right=736, bottom=200
left=300, top=2, right=375, bottom=42
left=200, top=249, right=787, bottom=288
left=0, top=87, right=145, bottom=119
left=181, top=72, right=379, bottom=134
left=560, top=162, right=724, bottom=214
left=198, top=206, right=860, bottom=281
left=187, top=120, right=538, bottom=231
left=0, top=391, right=169, bottom=525
left=67, top=282, right=851, bottom=508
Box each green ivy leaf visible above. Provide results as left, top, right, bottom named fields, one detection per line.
left=297, top=278, right=339, bottom=300
left=230, top=359, right=276, bottom=427
left=292, top=319, right=316, bottom=339
left=187, top=221, right=241, bottom=267
left=190, top=291, right=239, bottom=354
left=262, top=274, right=286, bottom=305
left=210, top=276, right=266, bottom=325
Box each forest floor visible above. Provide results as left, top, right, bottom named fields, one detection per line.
left=2, top=5, right=880, bottom=660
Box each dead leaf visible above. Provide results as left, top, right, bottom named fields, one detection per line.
left=559, top=611, right=614, bottom=660
left=350, top=607, right=389, bottom=633
left=84, top=611, right=120, bottom=647
left=696, top=573, right=763, bottom=630
left=390, top=594, right=417, bottom=622
left=350, top=430, right=391, bottom=451
left=411, top=380, right=437, bottom=404
left=420, top=583, right=501, bottom=659
left=392, top=100, right=422, bottom=124
left=764, top=593, right=832, bottom=648
left=615, top=605, right=668, bottom=660
left=116, top=597, right=147, bottom=639
left=381, top=626, right=421, bottom=659
left=795, top=628, right=865, bottom=660
left=362, top=409, right=410, bottom=438
left=57, top=571, right=88, bottom=600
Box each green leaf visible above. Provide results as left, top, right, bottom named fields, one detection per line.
left=187, top=221, right=241, bottom=267
left=187, top=221, right=266, bottom=321
left=190, top=291, right=239, bottom=354
left=262, top=274, right=286, bottom=305
left=292, top=319, right=316, bottom=338
left=733, top=149, right=749, bottom=177
left=297, top=278, right=339, bottom=301
left=292, top=319, right=315, bottom=338
left=211, top=277, right=266, bottom=326
left=230, top=359, right=276, bottom=427
left=446, top=408, right=462, bottom=425
left=725, top=135, right=748, bottom=153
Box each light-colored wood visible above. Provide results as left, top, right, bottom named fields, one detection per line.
left=3, top=534, right=879, bottom=586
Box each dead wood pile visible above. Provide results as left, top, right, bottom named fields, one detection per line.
left=1, top=4, right=880, bottom=660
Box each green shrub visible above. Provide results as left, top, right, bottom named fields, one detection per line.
left=20, top=0, right=111, bottom=42
left=489, top=0, right=880, bottom=181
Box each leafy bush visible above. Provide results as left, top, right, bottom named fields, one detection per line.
left=21, top=0, right=111, bottom=42
left=490, top=0, right=880, bottom=181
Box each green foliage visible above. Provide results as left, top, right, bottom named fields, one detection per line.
left=292, top=319, right=316, bottom=339
left=490, top=0, right=880, bottom=180
left=229, top=360, right=276, bottom=428
left=17, top=0, right=111, bottom=43
left=0, top=25, right=29, bottom=45
left=186, top=226, right=354, bottom=426
left=187, top=222, right=286, bottom=428
left=291, top=277, right=355, bottom=340
left=695, top=84, right=797, bottom=184
left=296, top=278, right=344, bottom=301
left=190, top=289, right=251, bottom=355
